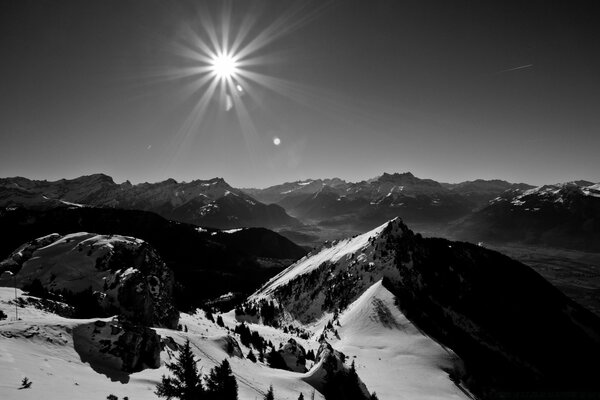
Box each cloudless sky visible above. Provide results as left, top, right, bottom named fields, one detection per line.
left=1, top=0, right=599, bottom=187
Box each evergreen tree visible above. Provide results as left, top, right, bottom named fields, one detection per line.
left=155, top=340, right=204, bottom=400
left=298, top=393, right=305, bottom=400
left=264, top=385, right=274, bottom=400
left=20, top=377, right=32, bottom=389
left=216, top=315, right=224, bottom=327
left=205, top=359, right=238, bottom=400
left=371, top=392, right=378, bottom=400
left=247, top=349, right=257, bottom=363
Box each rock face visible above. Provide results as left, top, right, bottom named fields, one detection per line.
left=303, top=340, right=371, bottom=400
left=213, top=335, right=244, bottom=358
left=73, top=318, right=161, bottom=382
left=279, top=338, right=307, bottom=372
left=0, top=232, right=179, bottom=329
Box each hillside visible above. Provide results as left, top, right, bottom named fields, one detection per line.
left=0, top=207, right=307, bottom=309
left=247, top=218, right=600, bottom=398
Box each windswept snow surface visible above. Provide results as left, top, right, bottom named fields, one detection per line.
left=330, top=281, right=469, bottom=400
left=253, top=219, right=394, bottom=298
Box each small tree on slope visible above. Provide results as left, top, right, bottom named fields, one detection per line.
left=265, top=385, right=275, bottom=400
left=205, top=359, right=238, bottom=400
left=155, top=340, right=204, bottom=400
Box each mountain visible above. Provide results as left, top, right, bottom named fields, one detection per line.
left=246, top=218, right=600, bottom=398
left=0, top=174, right=300, bottom=229
left=0, top=232, right=179, bottom=329
left=452, top=181, right=600, bottom=251
left=243, top=178, right=348, bottom=206
left=442, top=179, right=534, bottom=209
left=0, top=206, right=307, bottom=309
left=244, top=173, right=533, bottom=233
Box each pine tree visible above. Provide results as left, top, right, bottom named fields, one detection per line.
left=155, top=340, right=203, bottom=400
left=264, top=385, right=274, bottom=400
left=205, top=359, right=238, bottom=400
left=298, top=393, right=305, bottom=400
left=371, top=392, right=378, bottom=400
left=247, top=349, right=257, bottom=363
left=216, top=315, right=224, bottom=327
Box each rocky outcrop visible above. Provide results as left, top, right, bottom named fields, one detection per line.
left=303, top=340, right=371, bottom=400
left=73, top=318, right=161, bottom=383
left=280, top=338, right=307, bottom=372
left=0, top=232, right=179, bottom=329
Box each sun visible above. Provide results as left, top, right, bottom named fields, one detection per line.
left=210, top=53, right=239, bottom=80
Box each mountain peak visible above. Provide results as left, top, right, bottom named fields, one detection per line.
left=74, top=173, right=116, bottom=185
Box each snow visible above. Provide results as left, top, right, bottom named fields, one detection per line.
left=582, top=183, right=600, bottom=198
left=330, top=281, right=469, bottom=400
left=252, top=219, right=395, bottom=298
left=1, top=233, right=147, bottom=294
left=59, top=200, right=84, bottom=207
left=0, top=288, right=324, bottom=400
left=222, top=228, right=244, bottom=234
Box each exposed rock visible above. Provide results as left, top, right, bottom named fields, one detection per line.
left=73, top=318, right=161, bottom=383
left=212, top=335, right=243, bottom=358
left=0, top=232, right=179, bottom=329
left=280, top=338, right=307, bottom=372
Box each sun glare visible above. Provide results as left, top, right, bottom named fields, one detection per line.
left=210, top=53, right=238, bottom=80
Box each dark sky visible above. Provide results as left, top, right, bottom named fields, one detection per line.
left=1, top=0, right=599, bottom=187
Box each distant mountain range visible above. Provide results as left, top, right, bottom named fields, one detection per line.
left=452, top=181, right=600, bottom=251
left=1, top=172, right=598, bottom=251
left=244, top=173, right=533, bottom=228
left=0, top=174, right=299, bottom=230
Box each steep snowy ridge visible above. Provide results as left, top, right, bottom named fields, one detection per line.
left=253, top=218, right=400, bottom=299
left=248, top=218, right=411, bottom=326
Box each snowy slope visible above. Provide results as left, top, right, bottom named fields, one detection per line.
left=243, top=218, right=471, bottom=399
left=330, top=281, right=469, bottom=400
left=0, top=288, right=324, bottom=400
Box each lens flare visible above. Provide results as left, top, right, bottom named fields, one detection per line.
left=210, top=53, right=239, bottom=80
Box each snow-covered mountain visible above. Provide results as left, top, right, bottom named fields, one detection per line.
left=244, top=172, right=531, bottom=231
left=243, top=218, right=600, bottom=398
left=2, top=218, right=600, bottom=399
left=452, top=180, right=600, bottom=251
left=0, top=174, right=300, bottom=229
left=243, top=178, right=348, bottom=206
left=0, top=232, right=179, bottom=329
